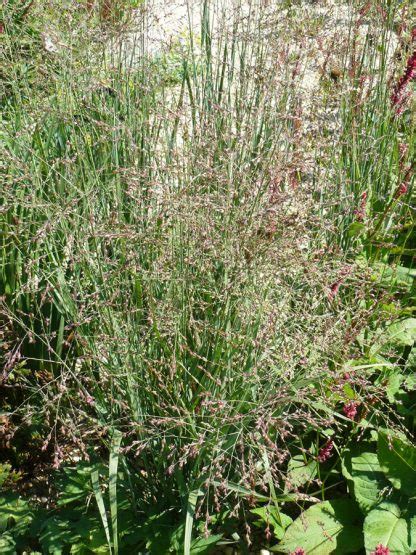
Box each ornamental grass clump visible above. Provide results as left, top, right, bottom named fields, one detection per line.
left=1, top=0, right=414, bottom=551
left=1, top=0, right=364, bottom=482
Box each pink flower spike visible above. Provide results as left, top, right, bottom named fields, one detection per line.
left=371, top=544, right=390, bottom=555
left=291, top=549, right=306, bottom=555
left=354, top=191, right=368, bottom=221
left=398, top=183, right=408, bottom=196
left=343, top=401, right=358, bottom=420
left=318, top=439, right=334, bottom=462
left=391, top=50, right=416, bottom=112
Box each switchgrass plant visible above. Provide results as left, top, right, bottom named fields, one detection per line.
left=1, top=0, right=415, bottom=552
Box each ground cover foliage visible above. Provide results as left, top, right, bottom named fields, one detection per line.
left=0, top=0, right=415, bottom=553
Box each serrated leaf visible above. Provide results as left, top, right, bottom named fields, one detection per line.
left=0, top=533, right=16, bottom=554
left=408, top=499, right=416, bottom=552
left=286, top=455, right=317, bottom=491
left=57, top=464, right=99, bottom=506
left=387, top=318, right=416, bottom=346
left=0, top=493, right=33, bottom=537
left=341, top=445, right=390, bottom=513
left=39, top=516, right=81, bottom=554
left=371, top=263, right=416, bottom=291
left=405, top=348, right=416, bottom=371
left=364, top=502, right=410, bottom=554
left=384, top=372, right=405, bottom=403
left=251, top=506, right=292, bottom=540
left=271, top=499, right=363, bottom=553
left=190, top=533, right=223, bottom=554
left=378, top=432, right=416, bottom=496
left=70, top=545, right=91, bottom=555
left=348, top=222, right=366, bottom=238
left=0, top=464, right=12, bottom=489
left=85, top=525, right=110, bottom=553
left=370, top=318, right=416, bottom=356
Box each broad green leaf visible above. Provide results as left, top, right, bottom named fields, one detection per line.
left=341, top=445, right=390, bottom=512
left=251, top=506, right=292, bottom=540
left=386, top=318, right=416, bottom=347
left=84, top=525, right=110, bottom=554
left=383, top=372, right=405, bottom=403
left=370, top=318, right=416, bottom=356
left=348, top=222, right=366, bottom=238
left=408, top=499, right=416, bottom=552
left=378, top=432, right=416, bottom=496
left=190, top=533, right=223, bottom=554
left=406, top=347, right=416, bottom=371
left=57, top=464, right=99, bottom=506
left=272, top=499, right=363, bottom=553
left=0, top=464, right=12, bottom=489
left=286, top=455, right=317, bottom=491
left=0, top=493, right=33, bottom=536
left=364, top=502, right=410, bottom=554
left=70, top=545, right=91, bottom=555
left=39, top=516, right=80, bottom=554
left=0, top=533, right=16, bottom=554
left=371, top=263, right=416, bottom=291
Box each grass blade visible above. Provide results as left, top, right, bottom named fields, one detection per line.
left=109, top=430, right=122, bottom=555
left=184, top=489, right=199, bottom=555
left=91, top=470, right=112, bottom=554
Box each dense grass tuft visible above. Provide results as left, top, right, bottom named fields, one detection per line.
left=0, top=0, right=415, bottom=553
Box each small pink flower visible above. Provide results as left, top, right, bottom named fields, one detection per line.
left=398, top=183, right=408, bottom=196
left=371, top=545, right=390, bottom=555
left=354, top=191, right=367, bottom=221
left=81, top=390, right=95, bottom=406
left=291, top=549, right=306, bottom=555
left=395, top=166, right=412, bottom=199
left=343, top=401, right=358, bottom=420
left=318, top=439, right=334, bottom=462
left=329, top=281, right=341, bottom=297
left=53, top=445, right=64, bottom=470
left=329, top=267, right=351, bottom=299
left=358, top=1, right=371, bottom=23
